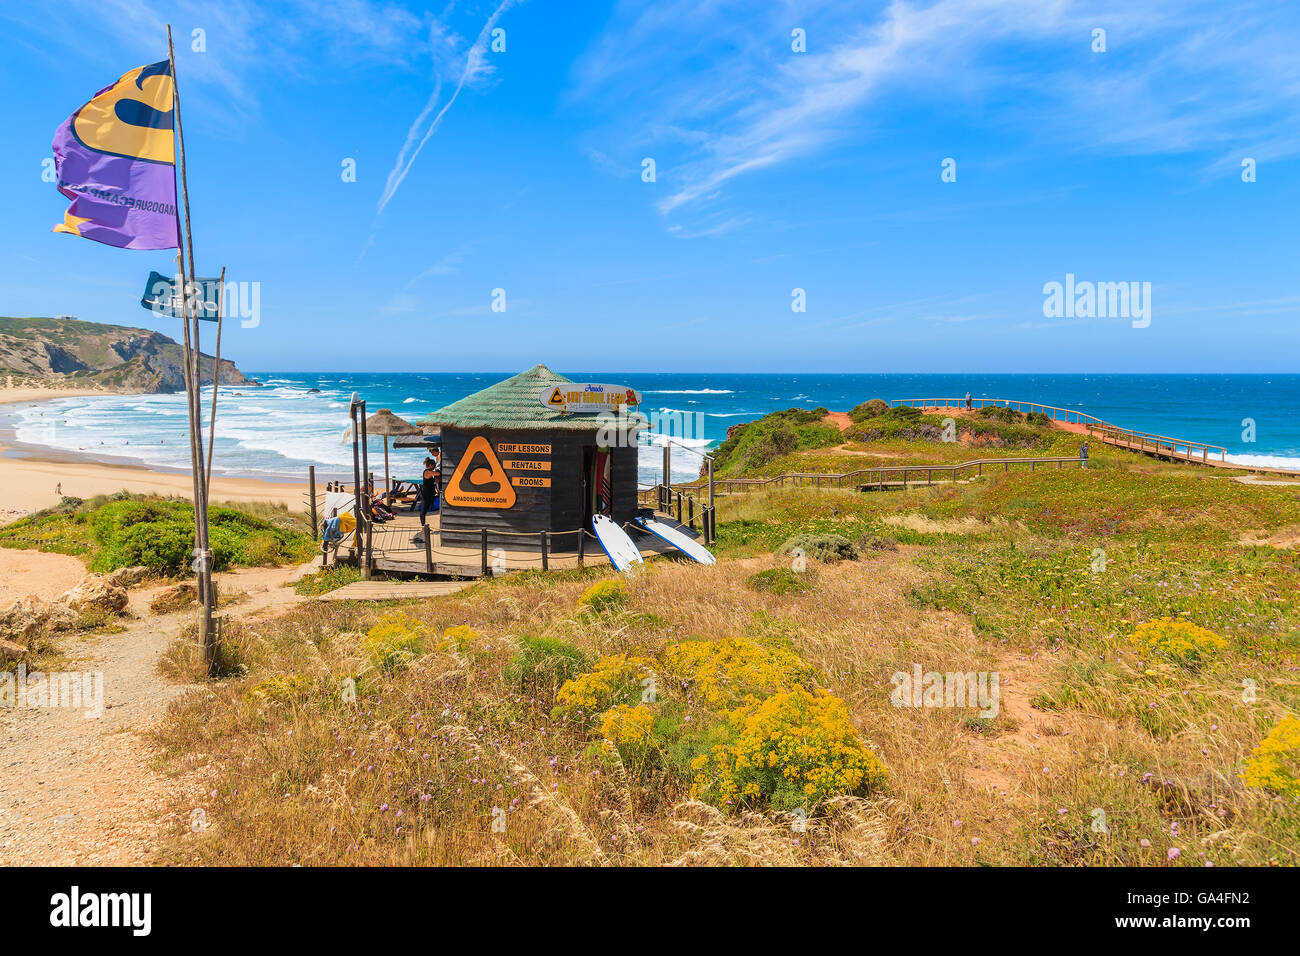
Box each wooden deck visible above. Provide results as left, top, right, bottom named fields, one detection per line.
left=335, top=510, right=686, bottom=578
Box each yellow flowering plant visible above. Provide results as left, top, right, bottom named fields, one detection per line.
left=577, top=578, right=627, bottom=614
left=690, top=687, right=886, bottom=812
left=244, top=673, right=312, bottom=703
left=1240, top=715, right=1300, bottom=799
left=436, top=624, right=481, bottom=652
left=553, top=653, right=656, bottom=720
left=360, top=612, right=428, bottom=673
left=661, top=637, right=818, bottom=709
left=1129, top=617, right=1227, bottom=669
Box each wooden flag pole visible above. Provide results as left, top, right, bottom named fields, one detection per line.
left=205, top=266, right=226, bottom=500
left=167, top=24, right=216, bottom=673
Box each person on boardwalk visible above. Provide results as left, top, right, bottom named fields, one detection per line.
left=1080, top=441, right=1089, bottom=468
left=419, top=457, right=440, bottom=527
left=964, top=391, right=972, bottom=410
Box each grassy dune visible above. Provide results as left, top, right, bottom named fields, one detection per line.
left=151, top=459, right=1300, bottom=866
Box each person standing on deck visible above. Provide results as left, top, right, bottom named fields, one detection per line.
left=964, top=391, right=972, bottom=410
left=419, top=457, right=439, bottom=527
left=1080, top=442, right=1089, bottom=468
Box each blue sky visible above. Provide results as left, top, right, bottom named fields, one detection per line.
left=2, top=0, right=1298, bottom=373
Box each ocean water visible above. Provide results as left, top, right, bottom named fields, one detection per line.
left=8, top=372, right=1300, bottom=485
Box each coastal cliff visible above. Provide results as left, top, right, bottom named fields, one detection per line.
left=0, top=316, right=256, bottom=394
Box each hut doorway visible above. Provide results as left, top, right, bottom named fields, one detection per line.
left=581, top=445, right=613, bottom=530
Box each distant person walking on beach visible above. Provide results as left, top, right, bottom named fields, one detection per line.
left=55, top=482, right=62, bottom=496
left=964, top=391, right=972, bottom=410
left=1080, top=442, right=1089, bottom=468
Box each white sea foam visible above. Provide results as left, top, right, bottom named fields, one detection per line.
left=1226, top=453, right=1300, bottom=471
left=644, top=389, right=734, bottom=395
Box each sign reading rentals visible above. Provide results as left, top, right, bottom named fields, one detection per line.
left=540, top=384, right=641, bottom=413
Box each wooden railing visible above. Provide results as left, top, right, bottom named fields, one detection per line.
left=675, top=456, right=1086, bottom=496
left=890, top=397, right=1111, bottom=427
left=1085, top=423, right=1227, bottom=463
left=639, top=483, right=716, bottom=543
left=890, top=397, right=1227, bottom=463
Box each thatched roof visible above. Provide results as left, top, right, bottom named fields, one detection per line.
left=365, top=408, right=421, bottom=436
left=417, top=364, right=647, bottom=432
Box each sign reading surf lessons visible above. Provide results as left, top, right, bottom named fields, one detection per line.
left=540, top=383, right=641, bottom=413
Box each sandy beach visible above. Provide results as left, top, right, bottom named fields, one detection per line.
left=0, top=387, right=308, bottom=521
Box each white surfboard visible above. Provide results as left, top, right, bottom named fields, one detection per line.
left=592, top=514, right=644, bottom=572
left=635, top=516, right=717, bottom=565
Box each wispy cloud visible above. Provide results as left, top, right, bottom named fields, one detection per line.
left=376, top=0, right=520, bottom=216
left=5, top=0, right=434, bottom=129
left=571, top=0, right=1300, bottom=229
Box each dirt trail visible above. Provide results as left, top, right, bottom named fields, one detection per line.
left=0, top=548, right=87, bottom=604
left=0, top=560, right=315, bottom=865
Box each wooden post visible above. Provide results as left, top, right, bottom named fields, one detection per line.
left=424, top=531, right=433, bottom=574
left=541, top=531, right=549, bottom=572
left=660, top=442, right=670, bottom=502
left=167, top=26, right=215, bottom=675
left=360, top=405, right=372, bottom=579
left=481, top=528, right=489, bottom=577
left=349, top=399, right=363, bottom=573
left=578, top=527, right=586, bottom=567
left=706, top=457, right=714, bottom=539
left=203, top=266, right=226, bottom=500
left=308, top=465, right=318, bottom=538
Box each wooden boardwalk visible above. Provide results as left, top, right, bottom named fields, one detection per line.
left=890, top=397, right=1300, bottom=478
left=314, top=579, right=478, bottom=602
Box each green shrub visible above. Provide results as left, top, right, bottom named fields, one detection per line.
left=91, top=520, right=193, bottom=574
left=503, top=635, right=594, bottom=703
left=747, top=567, right=816, bottom=594
left=578, top=579, right=627, bottom=613
left=294, top=565, right=362, bottom=596
left=855, top=533, right=898, bottom=553
left=848, top=398, right=890, bottom=422
left=4, top=493, right=315, bottom=576
left=711, top=407, right=842, bottom=476
left=777, top=533, right=858, bottom=562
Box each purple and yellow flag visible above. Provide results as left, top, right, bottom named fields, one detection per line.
left=51, top=60, right=178, bottom=250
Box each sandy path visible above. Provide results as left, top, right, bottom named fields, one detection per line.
left=0, top=561, right=315, bottom=865
left=0, top=549, right=88, bottom=604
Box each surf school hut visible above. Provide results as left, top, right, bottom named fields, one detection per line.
left=417, top=365, right=646, bottom=554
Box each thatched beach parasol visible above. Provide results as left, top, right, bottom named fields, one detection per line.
left=365, top=408, right=421, bottom=495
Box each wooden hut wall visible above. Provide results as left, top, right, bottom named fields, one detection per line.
left=610, top=443, right=639, bottom=523
left=545, top=431, right=589, bottom=550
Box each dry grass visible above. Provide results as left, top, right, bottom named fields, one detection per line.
left=148, top=469, right=1300, bottom=866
